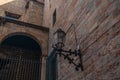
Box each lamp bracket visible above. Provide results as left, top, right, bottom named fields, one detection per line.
left=52, top=46, right=84, bottom=71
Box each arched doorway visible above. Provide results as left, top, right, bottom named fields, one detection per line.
left=0, top=33, right=42, bottom=80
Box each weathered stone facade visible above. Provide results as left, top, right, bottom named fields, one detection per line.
left=0, top=0, right=49, bottom=80
left=0, top=0, right=44, bottom=25
left=0, top=0, right=120, bottom=80
left=0, top=0, right=49, bottom=55
left=44, top=0, right=120, bottom=80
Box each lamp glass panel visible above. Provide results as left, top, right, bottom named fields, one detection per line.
left=54, top=28, right=66, bottom=48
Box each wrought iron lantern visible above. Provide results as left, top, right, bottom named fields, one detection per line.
left=52, top=28, right=83, bottom=71
left=54, top=28, right=66, bottom=49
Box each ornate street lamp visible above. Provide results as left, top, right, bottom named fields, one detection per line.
left=52, top=28, right=83, bottom=71
left=53, top=28, right=66, bottom=49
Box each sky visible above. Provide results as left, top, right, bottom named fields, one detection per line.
left=0, top=0, right=14, bottom=6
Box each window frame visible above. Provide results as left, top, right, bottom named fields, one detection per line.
left=53, top=9, right=56, bottom=26
left=5, top=11, right=21, bottom=20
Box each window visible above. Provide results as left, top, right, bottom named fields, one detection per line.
left=5, top=11, right=21, bottom=20
left=53, top=9, right=56, bottom=26
left=25, top=1, right=29, bottom=10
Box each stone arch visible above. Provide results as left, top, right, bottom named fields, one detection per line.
left=0, top=32, right=42, bottom=48
left=0, top=32, right=43, bottom=80
left=0, top=31, right=43, bottom=60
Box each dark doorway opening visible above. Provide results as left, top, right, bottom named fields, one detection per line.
left=0, top=35, right=41, bottom=60
left=0, top=34, right=41, bottom=80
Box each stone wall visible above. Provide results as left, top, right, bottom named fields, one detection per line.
left=44, top=0, right=120, bottom=80
left=0, top=0, right=44, bottom=25
left=0, top=1, right=49, bottom=80
left=0, top=0, right=49, bottom=56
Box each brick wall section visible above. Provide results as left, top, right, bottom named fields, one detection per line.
left=44, top=0, right=120, bottom=80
